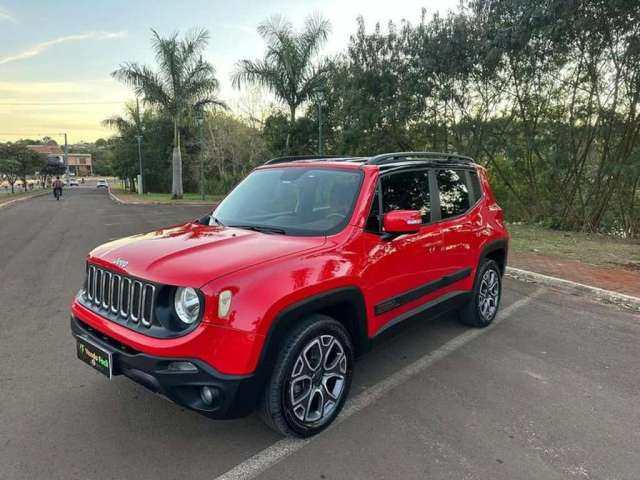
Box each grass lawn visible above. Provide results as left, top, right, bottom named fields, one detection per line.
left=508, top=223, right=640, bottom=270
left=0, top=188, right=47, bottom=205
left=111, top=187, right=224, bottom=204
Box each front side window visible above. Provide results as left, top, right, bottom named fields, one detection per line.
left=381, top=170, right=431, bottom=223
left=437, top=169, right=470, bottom=219
left=213, top=167, right=363, bottom=236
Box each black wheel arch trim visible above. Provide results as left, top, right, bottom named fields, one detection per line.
left=479, top=238, right=509, bottom=275
left=251, top=286, right=369, bottom=402
left=262, top=286, right=369, bottom=359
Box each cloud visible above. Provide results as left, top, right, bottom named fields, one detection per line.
left=0, top=6, right=17, bottom=23
left=0, top=31, right=126, bottom=65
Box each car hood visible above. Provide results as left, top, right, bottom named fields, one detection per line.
left=88, top=222, right=326, bottom=287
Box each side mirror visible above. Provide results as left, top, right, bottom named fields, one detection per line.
left=383, top=210, right=422, bottom=235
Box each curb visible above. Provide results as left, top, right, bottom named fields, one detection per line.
left=107, top=188, right=126, bottom=204
left=506, top=266, right=640, bottom=312
left=108, top=188, right=215, bottom=206
left=0, top=190, right=50, bottom=210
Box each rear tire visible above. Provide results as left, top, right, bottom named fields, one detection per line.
left=459, top=259, right=502, bottom=328
left=259, top=314, right=354, bottom=437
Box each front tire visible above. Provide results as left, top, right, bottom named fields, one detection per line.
left=459, top=259, right=502, bottom=328
left=259, top=314, right=354, bottom=437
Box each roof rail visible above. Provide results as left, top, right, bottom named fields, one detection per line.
left=365, top=151, right=474, bottom=165
left=264, top=155, right=343, bottom=165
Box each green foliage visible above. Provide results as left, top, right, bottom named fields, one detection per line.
left=96, top=4, right=640, bottom=236
left=262, top=112, right=317, bottom=156
left=102, top=105, right=174, bottom=192
left=0, top=158, right=21, bottom=193
left=200, top=110, right=269, bottom=194
left=262, top=2, right=640, bottom=237
left=0, top=143, right=42, bottom=192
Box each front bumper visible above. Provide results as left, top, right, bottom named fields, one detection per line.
left=70, top=316, right=263, bottom=419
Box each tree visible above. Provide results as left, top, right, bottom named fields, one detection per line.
left=0, top=158, right=20, bottom=193
left=0, top=143, right=41, bottom=192
left=263, top=112, right=317, bottom=156
left=39, top=162, right=65, bottom=187
left=102, top=99, right=150, bottom=191
left=202, top=110, right=269, bottom=194
left=102, top=99, right=148, bottom=135
left=232, top=14, right=331, bottom=152
left=295, top=2, right=640, bottom=236
left=112, top=29, right=225, bottom=199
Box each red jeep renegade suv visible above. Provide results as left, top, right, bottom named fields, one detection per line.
left=70, top=151, right=508, bottom=437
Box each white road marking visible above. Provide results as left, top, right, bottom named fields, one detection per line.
left=214, top=288, right=545, bottom=480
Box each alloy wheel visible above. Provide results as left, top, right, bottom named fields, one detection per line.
left=478, top=268, right=500, bottom=321
left=287, top=334, right=347, bottom=425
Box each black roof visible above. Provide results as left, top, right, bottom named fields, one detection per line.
left=264, top=155, right=364, bottom=165
left=263, top=151, right=476, bottom=170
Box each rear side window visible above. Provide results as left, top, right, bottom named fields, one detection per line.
left=437, top=169, right=470, bottom=219
left=468, top=170, right=483, bottom=203
left=381, top=170, right=431, bottom=223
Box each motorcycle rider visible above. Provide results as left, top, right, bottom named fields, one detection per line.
left=52, top=176, right=63, bottom=200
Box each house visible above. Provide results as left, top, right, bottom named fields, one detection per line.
left=26, top=144, right=93, bottom=176
left=66, top=153, right=93, bottom=176
left=27, top=144, right=63, bottom=156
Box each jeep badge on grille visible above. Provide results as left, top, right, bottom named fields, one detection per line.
left=114, top=258, right=128, bottom=268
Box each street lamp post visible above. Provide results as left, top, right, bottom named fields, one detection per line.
left=63, top=133, right=69, bottom=176
left=135, top=134, right=143, bottom=195
left=196, top=109, right=205, bottom=201
left=316, top=90, right=325, bottom=156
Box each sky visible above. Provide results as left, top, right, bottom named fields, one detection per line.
left=0, top=0, right=460, bottom=143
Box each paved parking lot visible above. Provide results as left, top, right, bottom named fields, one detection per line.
left=1, top=188, right=639, bottom=480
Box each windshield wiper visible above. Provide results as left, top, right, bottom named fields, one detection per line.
left=228, top=224, right=286, bottom=235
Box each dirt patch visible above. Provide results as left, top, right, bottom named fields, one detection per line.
left=510, top=252, right=640, bottom=298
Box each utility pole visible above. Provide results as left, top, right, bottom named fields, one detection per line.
left=135, top=134, right=143, bottom=195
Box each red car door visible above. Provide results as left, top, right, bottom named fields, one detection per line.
left=360, top=169, right=448, bottom=334
left=433, top=168, right=478, bottom=289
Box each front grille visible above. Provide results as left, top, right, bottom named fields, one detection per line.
left=85, top=264, right=156, bottom=327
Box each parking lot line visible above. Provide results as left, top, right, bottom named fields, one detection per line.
left=215, top=288, right=545, bottom=480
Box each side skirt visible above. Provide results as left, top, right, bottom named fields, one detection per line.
left=374, top=267, right=472, bottom=316
left=373, top=290, right=471, bottom=339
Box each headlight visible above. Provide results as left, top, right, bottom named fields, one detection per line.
left=174, top=287, right=201, bottom=325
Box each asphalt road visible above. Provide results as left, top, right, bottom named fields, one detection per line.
left=1, top=188, right=639, bottom=480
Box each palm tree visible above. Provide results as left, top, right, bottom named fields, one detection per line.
left=102, top=98, right=147, bottom=134
left=232, top=14, right=331, bottom=152
left=102, top=99, right=149, bottom=192
left=112, top=29, right=224, bottom=199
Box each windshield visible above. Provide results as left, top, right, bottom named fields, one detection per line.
left=212, top=167, right=363, bottom=236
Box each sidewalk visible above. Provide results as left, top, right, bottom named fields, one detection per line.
left=509, top=252, right=640, bottom=298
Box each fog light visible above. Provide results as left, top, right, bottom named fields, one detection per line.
left=167, top=361, right=198, bottom=372
left=200, top=386, right=216, bottom=406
